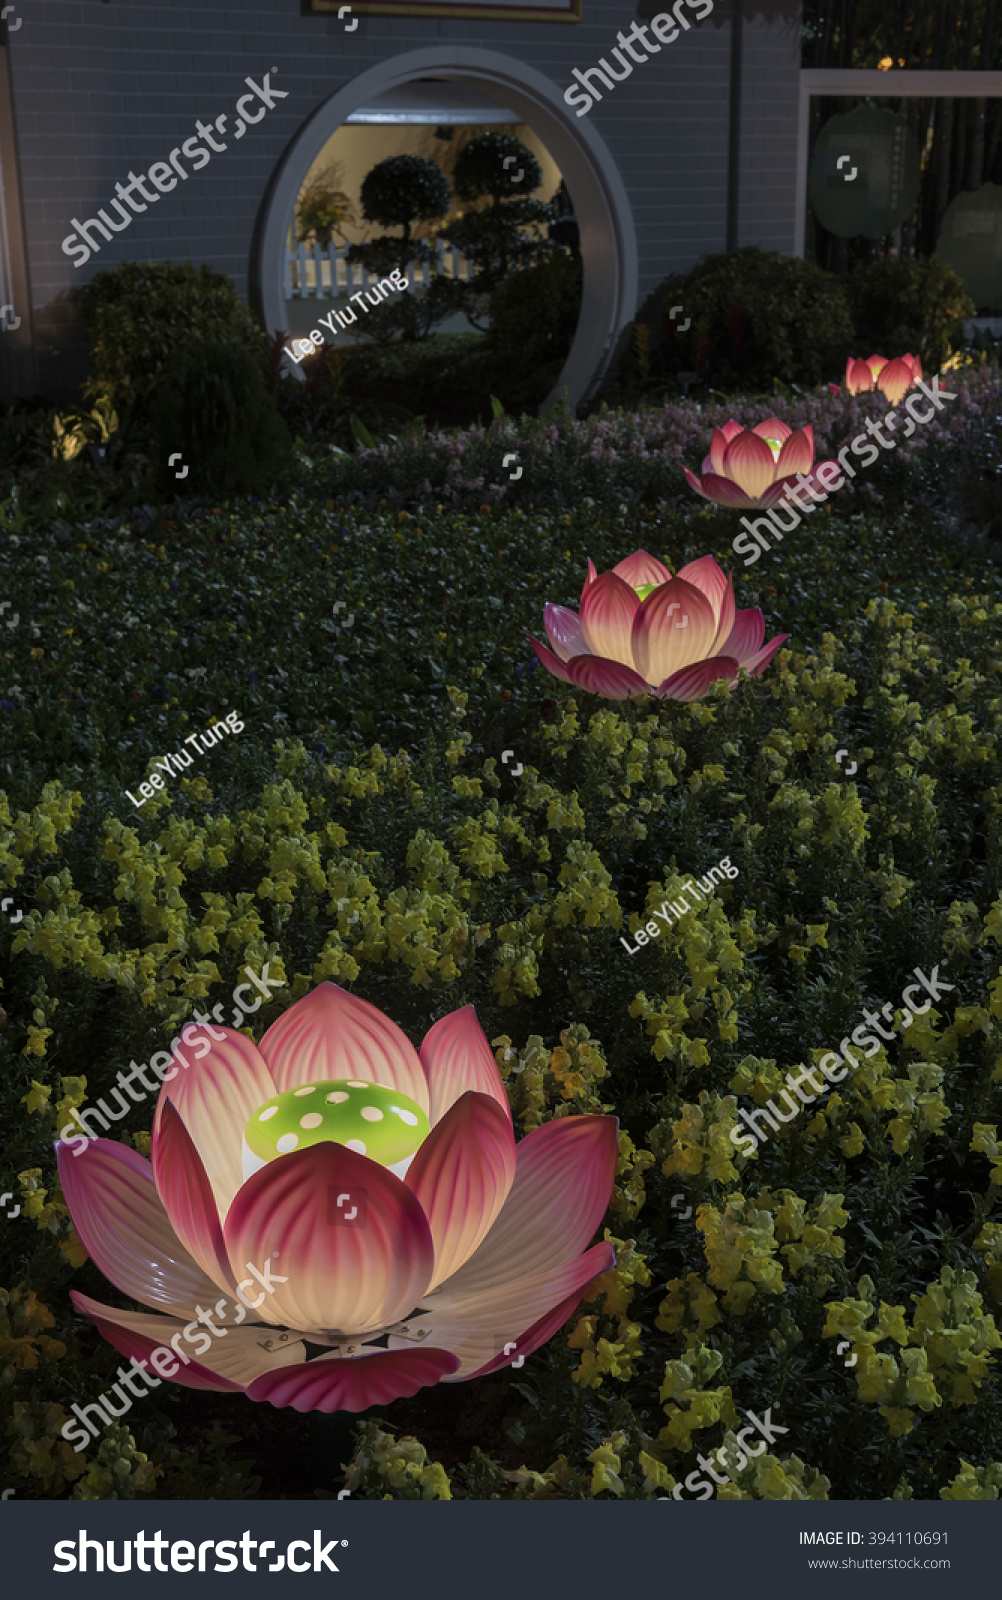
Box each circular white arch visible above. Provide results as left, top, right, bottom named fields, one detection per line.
left=253, top=47, right=638, bottom=411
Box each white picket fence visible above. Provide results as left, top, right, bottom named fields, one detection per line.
left=285, top=238, right=474, bottom=299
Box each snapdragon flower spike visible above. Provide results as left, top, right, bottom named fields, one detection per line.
left=527, top=550, right=788, bottom=702
left=56, top=984, right=617, bottom=1413
left=683, top=417, right=836, bottom=510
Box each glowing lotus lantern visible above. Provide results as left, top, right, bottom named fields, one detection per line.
left=527, top=550, right=788, bottom=702
left=57, top=985, right=618, bottom=1412
left=683, top=418, right=838, bottom=511
left=844, top=353, right=922, bottom=403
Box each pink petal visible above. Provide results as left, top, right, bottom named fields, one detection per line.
left=258, top=983, right=429, bottom=1114
left=743, top=632, right=790, bottom=677
left=845, top=358, right=873, bottom=393
left=461, top=1242, right=616, bottom=1379
left=57, top=1138, right=228, bottom=1316
left=153, top=1026, right=276, bottom=1221
left=876, top=357, right=914, bottom=404
left=578, top=570, right=640, bottom=667
left=584, top=557, right=598, bottom=588
left=675, top=555, right=735, bottom=653
left=774, top=427, right=815, bottom=477
left=221, top=1142, right=435, bottom=1336
left=565, top=654, right=652, bottom=699
left=696, top=474, right=762, bottom=509
left=427, top=1240, right=619, bottom=1379
left=720, top=607, right=766, bottom=667
left=710, top=421, right=743, bottom=476
left=866, top=354, right=888, bottom=377
left=759, top=479, right=801, bottom=508
left=683, top=464, right=713, bottom=499
left=543, top=603, right=586, bottom=664
left=406, top=1092, right=516, bottom=1289
left=419, top=1004, right=512, bottom=1128
left=151, top=1099, right=234, bottom=1290
left=70, top=1293, right=244, bottom=1393
left=526, top=633, right=575, bottom=684
left=721, top=430, right=782, bottom=501
left=247, top=1346, right=461, bottom=1413
left=700, top=453, right=714, bottom=476
left=434, top=1115, right=618, bottom=1303
left=657, top=657, right=740, bottom=702
left=69, top=1291, right=306, bottom=1390
left=631, top=576, right=718, bottom=686
left=611, top=549, right=672, bottom=590
left=751, top=417, right=792, bottom=443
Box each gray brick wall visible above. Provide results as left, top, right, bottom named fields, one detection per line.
left=7, top=0, right=802, bottom=400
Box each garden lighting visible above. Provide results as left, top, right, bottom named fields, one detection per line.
left=57, top=984, right=618, bottom=1414
left=844, top=353, right=922, bottom=403
left=682, top=417, right=839, bottom=511
left=527, top=549, right=787, bottom=702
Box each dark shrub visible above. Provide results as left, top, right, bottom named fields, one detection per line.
left=76, top=261, right=265, bottom=419
left=845, top=255, right=974, bottom=371
left=484, top=250, right=582, bottom=410
left=653, top=245, right=855, bottom=390
left=148, top=340, right=293, bottom=497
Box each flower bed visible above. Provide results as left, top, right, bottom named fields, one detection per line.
left=1, top=441, right=1000, bottom=1501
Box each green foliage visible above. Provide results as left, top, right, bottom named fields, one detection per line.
left=148, top=340, right=293, bottom=496
left=451, top=131, right=542, bottom=204
left=845, top=255, right=975, bottom=370
left=76, top=261, right=265, bottom=419
left=655, top=246, right=856, bottom=390
left=3, top=382, right=1002, bottom=1504
left=442, top=133, right=554, bottom=328
left=355, top=154, right=451, bottom=244
left=296, top=176, right=355, bottom=245
left=487, top=251, right=583, bottom=408
left=346, top=155, right=453, bottom=341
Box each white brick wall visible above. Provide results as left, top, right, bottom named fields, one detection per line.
left=8, top=0, right=801, bottom=397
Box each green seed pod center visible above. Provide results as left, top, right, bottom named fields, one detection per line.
left=244, top=1079, right=429, bottom=1172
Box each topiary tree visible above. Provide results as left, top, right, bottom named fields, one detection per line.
left=845, top=255, right=975, bottom=372
left=148, top=340, right=293, bottom=497
left=76, top=261, right=266, bottom=422
left=346, top=155, right=452, bottom=341
left=348, top=155, right=450, bottom=270
left=440, top=132, right=555, bottom=329
left=652, top=245, right=856, bottom=391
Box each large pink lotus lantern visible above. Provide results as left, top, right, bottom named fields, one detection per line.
left=844, top=353, right=922, bottom=404
left=57, top=986, right=617, bottom=1413
left=527, top=550, right=788, bottom=702
left=683, top=418, right=838, bottom=510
